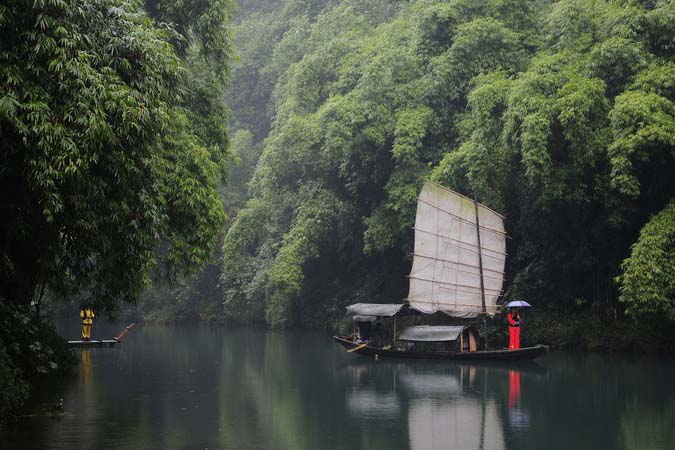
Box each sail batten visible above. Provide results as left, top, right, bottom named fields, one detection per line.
left=417, top=199, right=507, bottom=235
left=409, top=256, right=505, bottom=278
left=408, top=264, right=505, bottom=281
left=414, top=241, right=506, bottom=260
left=407, top=276, right=503, bottom=293
left=412, top=229, right=507, bottom=256
left=407, top=182, right=506, bottom=318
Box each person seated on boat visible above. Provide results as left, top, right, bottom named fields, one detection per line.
left=80, top=303, right=95, bottom=341
left=372, top=321, right=384, bottom=347
left=507, top=309, right=521, bottom=350
left=355, top=321, right=371, bottom=344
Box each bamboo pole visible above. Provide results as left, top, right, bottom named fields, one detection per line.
left=348, top=343, right=368, bottom=353
left=113, top=323, right=136, bottom=342
left=474, top=196, right=489, bottom=350
left=393, top=316, right=397, bottom=343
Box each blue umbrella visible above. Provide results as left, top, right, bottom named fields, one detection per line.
left=505, top=300, right=532, bottom=308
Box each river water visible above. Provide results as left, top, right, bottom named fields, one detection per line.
left=2, top=323, right=674, bottom=450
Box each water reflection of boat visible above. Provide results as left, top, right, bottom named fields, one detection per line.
left=344, top=361, right=511, bottom=450
left=408, top=400, right=505, bottom=450
left=398, top=373, right=461, bottom=398
left=335, top=182, right=547, bottom=361
left=402, top=371, right=506, bottom=450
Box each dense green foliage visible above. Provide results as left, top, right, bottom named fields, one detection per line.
left=0, top=0, right=232, bottom=312
left=619, top=202, right=675, bottom=321
left=0, top=303, right=76, bottom=422
left=222, top=0, right=675, bottom=329
left=0, top=346, right=27, bottom=423
left=0, top=0, right=233, bottom=420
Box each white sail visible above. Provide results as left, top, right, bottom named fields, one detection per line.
left=407, top=182, right=506, bottom=317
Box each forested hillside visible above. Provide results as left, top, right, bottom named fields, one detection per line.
left=222, top=0, right=675, bottom=332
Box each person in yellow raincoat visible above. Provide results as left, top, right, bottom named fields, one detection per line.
left=80, top=305, right=95, bottom=341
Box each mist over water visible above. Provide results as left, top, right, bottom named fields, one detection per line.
left=3, top=325, right=675, bottom=450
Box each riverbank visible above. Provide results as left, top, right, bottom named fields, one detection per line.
left=123, top=302, right=675, bottom=355
left=0, top=303, right=76, bottom=427
left=519, top=310, right=675, bottom=354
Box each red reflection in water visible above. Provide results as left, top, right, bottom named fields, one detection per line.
left=508, top=370, right=521, bottom=409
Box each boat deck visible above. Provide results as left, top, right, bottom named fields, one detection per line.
left=67, top=339, right=119, bottom=347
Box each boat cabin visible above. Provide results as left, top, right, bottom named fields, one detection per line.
left=398, top=325, right=479, bottom=353
left=346, top=303, right=407, bottom=344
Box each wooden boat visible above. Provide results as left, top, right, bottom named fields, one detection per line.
left=67, top=323, right=135, bottom=347
left=333, top=336, right=548, bottom=361
left=335, top=182, right=548, bottom=361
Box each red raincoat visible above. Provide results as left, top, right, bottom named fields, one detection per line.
left=507, top=311, right=521, bottom=350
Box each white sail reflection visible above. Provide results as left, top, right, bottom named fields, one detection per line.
left=403, top=367, right=506, bottom=450
left=408, top=400, right=505, bottom=450
left=346, top=390, right=400, bottom=419
left=399, top=373, right=461, bottom=398
left=344, top=362, right=509, bottom=450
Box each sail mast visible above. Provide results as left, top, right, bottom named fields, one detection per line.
left=473, top=196, right=489, bottom=350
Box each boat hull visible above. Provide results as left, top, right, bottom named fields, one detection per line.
left=333, top=336, right=548, bottom=361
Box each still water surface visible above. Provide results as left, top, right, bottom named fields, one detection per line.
left=2, top=323, right=675, bottom=450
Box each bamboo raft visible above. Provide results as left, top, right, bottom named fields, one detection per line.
left=67, top=323, right=135, bottom=347
left=67, top=339, right=120, bottom=347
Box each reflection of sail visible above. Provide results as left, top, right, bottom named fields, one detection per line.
left=399, top=373, right=460, bottom=397
left=408, top=400, right=505, bottom=450
left=347, top=390, right=400, bottom=418
left=399, top=365, right=506, bottom=450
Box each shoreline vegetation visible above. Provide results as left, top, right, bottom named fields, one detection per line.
left=122, top=304, right=675, bottom=355
left=520, top=311, right=675, bottom=354
left=0, top=304, right=77, bottom=426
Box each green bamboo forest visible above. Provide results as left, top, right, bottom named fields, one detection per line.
left=222, top=0, right=675, bottom=333
left=1, top=0, right=675, bottom=424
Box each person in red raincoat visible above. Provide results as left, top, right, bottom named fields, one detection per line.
left=507, top=309, right=521, bottom=350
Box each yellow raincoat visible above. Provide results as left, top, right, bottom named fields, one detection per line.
left=80, top=308, right=95, bottom=340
